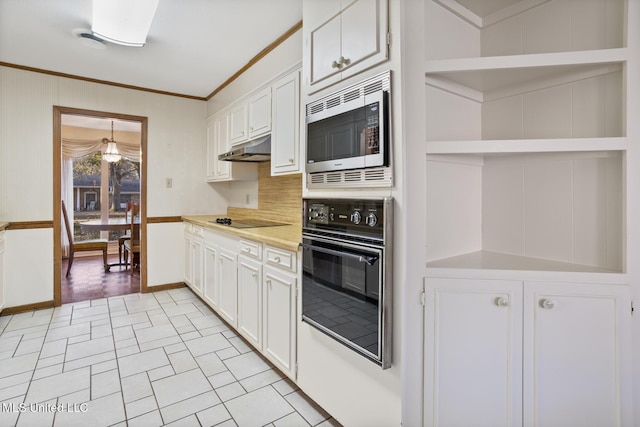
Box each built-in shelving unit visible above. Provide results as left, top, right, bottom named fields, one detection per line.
left=425, top=0, right=628, bottom=275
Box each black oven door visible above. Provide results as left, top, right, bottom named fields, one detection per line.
left=300, top=235, right=386, bottom=366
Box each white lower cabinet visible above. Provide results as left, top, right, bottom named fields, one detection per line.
left=0, top=230, right=4, bottom=311
left=203, top=244, right=218, bottom=309
left=424, top=278, right=632, bottom=427
left=184, top=224, right=203, bottom=296
left=523, top=281, right=632, bottom=427
left=187, top=225, right=299, bottom=380
left=217, top=247, right=238, bottom=328
left=238, top=255, right=263, bottom=348
left=263, top=265, right=297, bottom=378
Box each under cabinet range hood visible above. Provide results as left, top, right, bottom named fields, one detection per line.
left=218, top=135, right=271, bottom=162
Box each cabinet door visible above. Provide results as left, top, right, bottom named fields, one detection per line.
left=191, top=238, right=203, bottom=296
left=271, top=71, right=301, bottom=175
left=206, top=118, right=217, bottom=180
left=217, top=248, right=238, bottom=327
left=238, top=256, right=263, bottom=349
left=424, top=278, right=523, bottom=427
left=183, top=235, right=192, bottom=286
left=203, top=245, right=218, bottom=308
left=340, top=0, right=388, bottom=80
left=215, top=113, right=230, bottom=179
left=263, top=266, right=297, bottom=379
left=248, top=88, right=271, bottom=139
left=229, top=103, right=248, bottom=146
left=523, top=282, right=632, bottom=427
left=0, top=232, right=4, bottom=311
left=308, top=12, right=342, bottom=87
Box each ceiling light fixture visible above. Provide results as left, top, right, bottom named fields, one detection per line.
left=91, top=0, right=159, bottom=47
left=102, top=121, right=122, bottom=163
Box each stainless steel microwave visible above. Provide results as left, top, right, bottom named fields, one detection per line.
left=305, top=73, right=390, bottom=174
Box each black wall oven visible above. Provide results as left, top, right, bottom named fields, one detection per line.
left=301, top=197, right=393, bottom=369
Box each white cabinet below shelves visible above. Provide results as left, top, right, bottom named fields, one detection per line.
left=424, top=278, right=632, bottom=427
left=303, top=0, right=389, bottom=93
left=271, top=71, right=301, bottom=175
left=424, top=278, right=523, bottom=427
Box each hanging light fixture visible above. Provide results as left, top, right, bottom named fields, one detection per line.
left=102, top=121, right=122, bottom=163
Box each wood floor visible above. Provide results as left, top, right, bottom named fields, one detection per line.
left=61, top=254, right=140, bottom=304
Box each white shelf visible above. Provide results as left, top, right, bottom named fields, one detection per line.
left=426, top=137, right=629, bottom=154
left=426, top=250, right=623, bottom=275
left=425, top=49, right=626, bottom=99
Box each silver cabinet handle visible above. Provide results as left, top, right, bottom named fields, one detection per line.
left=252, top=272, right=257, bottom=279
left=274, top=256, right=281, bottom=263
left=540, top=299, right=555, bottom=309
left=495, top=297, right=509, bottom=307
left=331, top=60, right=342, bottom=69
left=339, top=56, right=350, bottom=66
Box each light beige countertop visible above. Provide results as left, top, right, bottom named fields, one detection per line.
left=182, top=215, right=302, bottom=251
left=0, top=222, right=8, bottom=231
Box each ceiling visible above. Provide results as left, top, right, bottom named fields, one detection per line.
left=0, top=0, right=302, bottom=99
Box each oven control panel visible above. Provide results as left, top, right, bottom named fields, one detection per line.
left=303, top=198, right=392, bottom=240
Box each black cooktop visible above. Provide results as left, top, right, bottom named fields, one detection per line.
left=210, top=218, right=287, bottom=229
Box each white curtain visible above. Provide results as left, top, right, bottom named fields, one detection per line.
left=61, top=138, right=141, bottom=162
left=61, top=159, right=74, bottom=257
left=60, top=138, right=141, bottom=257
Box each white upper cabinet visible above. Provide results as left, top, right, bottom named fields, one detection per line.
left=248, top=87, right=272, bottom=139
left=230, top=88, right=272, bottom=146
left=271, top=70, right=301, bottom=175
left=303, top=0, right=389, bottom=93
left=229, top=102, right=249, bottom=146
left=206, top=112, right=257, bottom=182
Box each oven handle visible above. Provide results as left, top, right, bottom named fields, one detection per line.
left=299, top=242, right=379, bottom=266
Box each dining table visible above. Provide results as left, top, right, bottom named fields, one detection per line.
left=80, top=217, right=140, bottom=270
left=80, top=217, right=139, bottom=231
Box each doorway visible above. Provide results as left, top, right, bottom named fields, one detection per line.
left=53, top=106, right=148, bottom=306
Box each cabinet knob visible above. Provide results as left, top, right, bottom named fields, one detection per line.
left=252, top=272, right=257, bottom=279
left=267, top=279, right=272, bottom=288
left=331, top=60, right=342, bottom=69
left=288, top=158, right=294, bottom=164
left=540, top=299, right=555, bottom=309
left=495, top=297, right=509, bottom=307
left=274, top=256, right=281, bottom=263
left=339, top=56, right=350, bottom=66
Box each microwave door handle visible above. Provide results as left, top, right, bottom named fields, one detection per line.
left=299, top=242, right=379, bottom=266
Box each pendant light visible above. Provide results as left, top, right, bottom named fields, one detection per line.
left=102, top=121, right=122, bottom=163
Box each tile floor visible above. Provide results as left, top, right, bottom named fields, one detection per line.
left=0, top=288, right=340, bottom=427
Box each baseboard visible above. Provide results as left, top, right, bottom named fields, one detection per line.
left=0, top=300, right=55, bottom=316
left=144, top=282, right=186, bottom=293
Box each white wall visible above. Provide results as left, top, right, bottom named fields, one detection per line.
left=0, top=65, right=227, bottom=302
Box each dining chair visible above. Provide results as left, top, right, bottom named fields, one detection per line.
left=123, top=202, right=141, bottom=275
left=118, top=202, right=133, bottom=265
left=61, top=200, right=109, bottom=277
